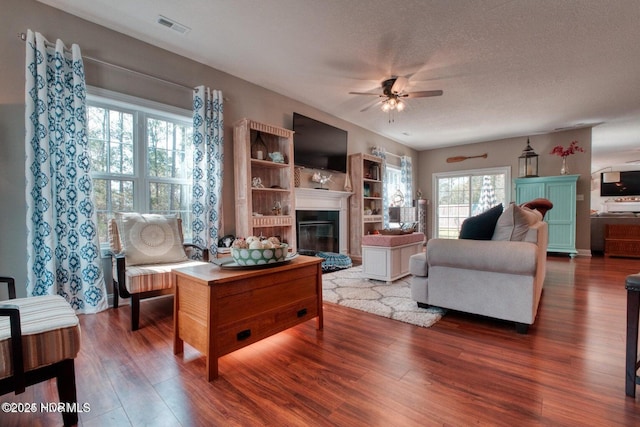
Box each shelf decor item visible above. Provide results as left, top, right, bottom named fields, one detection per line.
left=391, top=189, right=405, bottom=207
left=518, top=138, right=539, bottom=177
left=310, top=172, right=332, bottom=189
left=269, top=152, right=285, bottom=163
left=294, top=167, right=301, bottom=187
left=231, top=244, right=288, bottom=266
left=550, top=140, right=584, bottom=175
left=251, top=132, right=268, bottom=160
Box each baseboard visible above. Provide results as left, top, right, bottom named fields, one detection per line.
left=576, top=248, right=592, bottom=257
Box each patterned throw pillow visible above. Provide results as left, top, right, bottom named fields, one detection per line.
left=116, top=213, right=188, bottom=266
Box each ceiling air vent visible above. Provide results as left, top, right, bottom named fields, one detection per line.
left=156, top=15, right=191, bottom=35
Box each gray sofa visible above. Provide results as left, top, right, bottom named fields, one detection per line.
left=409, top=212, right=548, bottom=333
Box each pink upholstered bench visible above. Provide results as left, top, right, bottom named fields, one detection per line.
left=362, top=232, right=425, bottom=247
left=361, top=232, right=425, bottom=282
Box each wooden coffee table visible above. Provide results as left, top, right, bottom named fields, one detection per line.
left=172, top=255, right=323, bottom=380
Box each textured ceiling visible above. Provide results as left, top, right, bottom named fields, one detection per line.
left=38, top=0, right=640, bottom=171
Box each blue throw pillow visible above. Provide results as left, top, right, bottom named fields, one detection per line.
left=459, top=204, right=504, bottom=240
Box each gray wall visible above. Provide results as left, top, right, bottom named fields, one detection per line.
left=418, top=127, right=593, bottom=253
left=1, top=0, right=416, bottom=298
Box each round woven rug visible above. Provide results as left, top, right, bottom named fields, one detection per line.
left=322, top=266, right=444, bottom=328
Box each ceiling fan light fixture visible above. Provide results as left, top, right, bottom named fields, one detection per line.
left=381, top=95, right=403, bottom=112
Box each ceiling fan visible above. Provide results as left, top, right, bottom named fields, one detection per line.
left=349, top=76, right=443, bottom=113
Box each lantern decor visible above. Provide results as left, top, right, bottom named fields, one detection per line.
left=251, top=132, right=268, bottom=160
left=518, top=138, right=539, bottom=177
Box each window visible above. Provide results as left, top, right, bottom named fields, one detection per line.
left=385, top=164, right=404, bottom=206
left=86, top=88, right=194, bottom=246
left=433, top=167, right=510, bottom=238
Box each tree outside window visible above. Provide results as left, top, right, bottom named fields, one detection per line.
left=87, top=92, right=193, bottom=247
left=434, top=168, right=509, bottom=238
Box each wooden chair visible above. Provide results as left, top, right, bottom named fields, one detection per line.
left=0, top=277, right=81, bottom=427
left=108, top=213, right=209, bottom=330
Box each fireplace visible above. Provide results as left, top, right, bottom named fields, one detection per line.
left=296, top=211, right=339, bottom=255
left=294, top=188, right=351, bottom=255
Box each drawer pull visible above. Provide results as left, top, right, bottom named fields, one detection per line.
left=237, top=329, right=251, bottom=341
left=297, top=308, right=308, bottom=318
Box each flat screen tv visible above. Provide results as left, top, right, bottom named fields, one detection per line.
left=293, top=112, right=348, bottom=173
left=601, top=171, right=640, bottom=196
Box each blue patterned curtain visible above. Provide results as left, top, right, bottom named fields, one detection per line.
left=371, top=146, right=389, bottom=228
left=400, top=155, right=413, bottom=208
left=192, top=86, right=224, bottom=256
left=25, top=30, right=107, bottom=313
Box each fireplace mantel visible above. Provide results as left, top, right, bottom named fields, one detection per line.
left=295, top=188, right=351, bottom=254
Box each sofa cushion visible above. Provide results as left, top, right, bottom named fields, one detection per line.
left=116, top=213, right=188, bottom=266
left=459, top=204, right=503, bottom=240
left=123, top=260, right=207, bottom=294
left=492, top=203, right=542, bottom=242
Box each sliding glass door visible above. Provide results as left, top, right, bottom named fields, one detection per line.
left=433, top=167, right=511, bottom=238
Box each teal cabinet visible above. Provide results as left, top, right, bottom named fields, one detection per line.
left=515, top=175, right=579, bottom=257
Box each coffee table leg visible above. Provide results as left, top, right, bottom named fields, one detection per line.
left=173, top=336, right=184, bottom=355
left=626, top=288, right=640, bottom=397
left=206, top=355, right=219, bottom=381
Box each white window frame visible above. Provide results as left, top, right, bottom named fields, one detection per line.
left=432, top=166, right=511, bottom=239
left=87, top=87, right=193, bottom=247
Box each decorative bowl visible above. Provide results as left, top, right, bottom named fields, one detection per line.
left=231, top=244, right=288, bottom=265
left=378, top=228, right=415, bottom=235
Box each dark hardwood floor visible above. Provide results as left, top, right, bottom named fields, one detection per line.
left=3, top=255, right=640, bottom=426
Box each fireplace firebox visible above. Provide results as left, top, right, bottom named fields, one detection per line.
left=296, top=210, right=339, bottom=255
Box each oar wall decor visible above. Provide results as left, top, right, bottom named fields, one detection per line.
left=446, top=153, right=488, bottom=163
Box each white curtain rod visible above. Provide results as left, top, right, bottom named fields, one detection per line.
left=371, top=146, right=406, bottom=159
left=19, top=32, right=195, bottom=92
left=386, top=152, right=405, bottom=159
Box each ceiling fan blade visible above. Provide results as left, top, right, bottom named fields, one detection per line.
left=405, top=90, right=444, bottom=98
left=360, top=100, right=382, bottom=112
left=349, top=91, right=382, bottom=96
left=391, top=76, right=408, bottom=94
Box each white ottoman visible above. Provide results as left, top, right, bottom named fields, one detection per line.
left=361, top=232, right=425, bottom=282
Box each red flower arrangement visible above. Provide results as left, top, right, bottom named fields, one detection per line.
left=550, top=141, right=584, bottom=157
